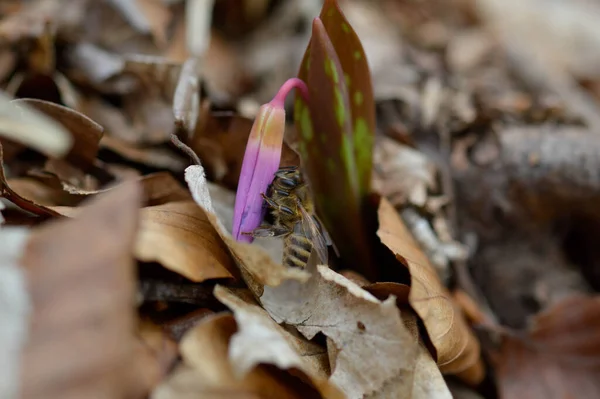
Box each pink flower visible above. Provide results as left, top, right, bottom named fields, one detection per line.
left=232, top=78, right=309, bottom=242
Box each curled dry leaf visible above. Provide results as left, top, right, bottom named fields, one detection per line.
left=18, top=182, right=144, bottom=398
left=152, top=312, right=324, bottom=399
left=0, top=144, right=61, bottom=217
left=184, top=165, right=309, bottom=293
left=214, top=286, right=344, bottom=398
left=0, top=92, right=72, bottom=158
left=377, top=197, right=484, bottom=384
left=135, top=200, right=238, bottom=282
left=494, top=295, right=600, bottom=399
left=260, top=261, right=420, bottom=399
left=13, top=98, right=103, bottom=169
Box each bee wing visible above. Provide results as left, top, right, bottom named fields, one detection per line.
left=312, top=213, right=340, bottom=258
left=297, top=202, right=330, bottom=265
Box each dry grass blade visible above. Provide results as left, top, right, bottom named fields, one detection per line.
left=377, top=198, right=484, bottom=384
left=18, top=181, right=144, bottom=398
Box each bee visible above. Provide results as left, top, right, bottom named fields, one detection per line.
left=243, top=166, right=331, bottom=268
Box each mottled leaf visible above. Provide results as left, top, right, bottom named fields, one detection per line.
left=319, top=0, right=375, bottom=196
left=295, top=17, right=373, bottom=277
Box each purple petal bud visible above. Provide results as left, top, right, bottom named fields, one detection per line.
left=232, top=78, right=309, bottom=242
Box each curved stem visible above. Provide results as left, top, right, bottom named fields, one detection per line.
left=270, top=78, right=309, bottom=107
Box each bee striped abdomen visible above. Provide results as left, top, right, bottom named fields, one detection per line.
left=283, top=231, right=313, bottom=268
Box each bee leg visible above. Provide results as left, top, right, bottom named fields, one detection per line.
left=261, top=194, right=295, bottom=216
left=244, top=225, right=290, bottom=238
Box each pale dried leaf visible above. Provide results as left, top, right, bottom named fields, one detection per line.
left=135, top=201, right=237, bottom=282
left=377, top=198, right=484, bottom=384
left=13, top=98, right=103, bottom=167
left=366, top=283, right=452, bottom=399
left=214, top=286, right=344, bottom=398
left=173, top=58, right=200, bottom=138
left=153, top=313, right=320, bottom=399
left=0, top=227, right=30, bottom=399
left=261, top=262, right=419, bottom=399
left=0, top=92, right=72, bottom=157
left=373, top=136, right=436, bottom=208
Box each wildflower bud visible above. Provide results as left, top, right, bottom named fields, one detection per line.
left=232, top=78, right=309, bottom=242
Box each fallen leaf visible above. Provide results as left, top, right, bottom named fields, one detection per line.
left=135, top=200, right=238, bottom=282
left=260, top=261, right=420, bottom=399
left=0, top=92, right=72, bottom=158
left=152, top=312, right=323, bottom=399
left=131, top=319, right=179, bottom=396
left=366, top=283, right=453, bottom=399
left=215, top=286, right=344, bottom=398
left=0, top=143, right=61, bottom=217
left=0, top=227, right=31, bottom=399
left=372, top=136, right=437, bottom=208
left=494, top=295, right=600, bottom=399
left=100, top=135, right=187, bottom=172
left=377, top=197, right=484, bottom=384
left=13, top=98, right=103, bottom=168
left=18, top=181, right=143, bottom=398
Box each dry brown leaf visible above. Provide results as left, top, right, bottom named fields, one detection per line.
left=0, top=144, right=62, bottom=217
left=494, top=295, right=600, bottom=399
left=184, top=165, right=309, bottom=293
left=100, top=135, right=187, bottom=172
left=372, top=136, right=436, bottom=208
left=18, top=181, right=143, bottom=399
left=135, top=200, right=238, bottom=282
left=260, top=261, right=420, bottom=399
left=152, top=312, right=323, bottom=399
left=0, top=92, right=72, bottom=157
left=377, top=197, right=484, bottom=384
left=12, top=98, right=103, bottom=169
left=214, top=286, right=344, bottom=399
left=131, top=320, right=179, bottom=396
left=366, top=283, right=452, bottom=399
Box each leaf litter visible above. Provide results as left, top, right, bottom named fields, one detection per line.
left=2, top=0, right=600, bottom=398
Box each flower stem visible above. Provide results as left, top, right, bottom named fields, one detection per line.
left=270, top=78, right=309, bottom=107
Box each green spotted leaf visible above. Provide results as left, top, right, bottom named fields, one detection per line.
left=294, top=14, right=374, bottom=277
left=319, top=0, right=375, bottom=197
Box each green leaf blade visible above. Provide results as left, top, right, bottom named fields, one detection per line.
left=319, top=0, right=375, bottom=197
